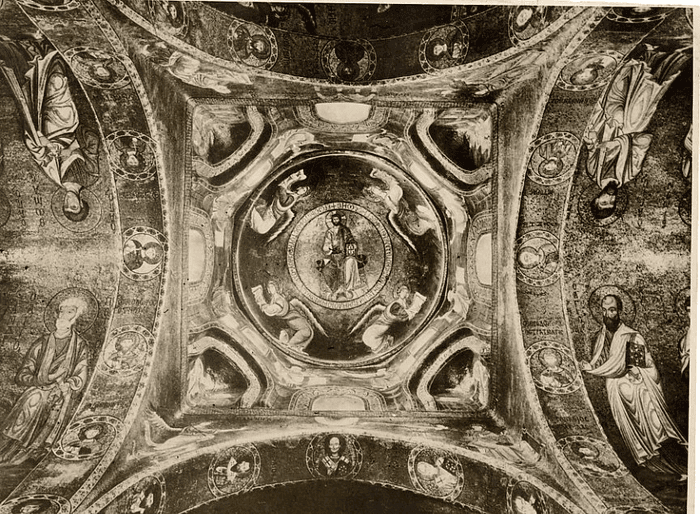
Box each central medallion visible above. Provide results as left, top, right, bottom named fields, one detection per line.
left=234, top=152, right=447, bottom=365
left=287, top=202, right=392, bottom=310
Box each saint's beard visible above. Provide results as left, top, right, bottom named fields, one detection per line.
left=603, top=315, right=620, bottom=333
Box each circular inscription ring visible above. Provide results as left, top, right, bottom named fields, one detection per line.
left=287, top=202, right=393, bottom=310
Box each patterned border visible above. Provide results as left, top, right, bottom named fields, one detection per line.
left=464, top=210, right=493, bottom=305
left=63, top=46, right=130, bottom=90
left=15, top=0, right=78, bottom=10
left=606, top=8, right=675, bottom=24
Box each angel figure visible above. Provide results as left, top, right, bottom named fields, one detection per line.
left=250, top=170, right=310, bottom=241
left=355, top=285, right=426, bottom=353
left=252, top=281, right=325, bottom=353
left=363, top=168, right=435, bottom=252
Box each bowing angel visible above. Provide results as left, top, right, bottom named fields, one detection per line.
left=250, top=169, right=310, bottom=242
left=252, top=281, right=326, bottom=354
left=352, top=285, right=426, bottom=353
left=363, top=168, right=435, bottom=252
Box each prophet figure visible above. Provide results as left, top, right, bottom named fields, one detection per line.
left=317, top=436, right=353, bottom=477
left=580, top=294, right=687, bottom=474
left=0, top=49, right=99, bottom=221
left=585, top=46, right=690, bottom=220
left=0, top=296, right=89, bottom=465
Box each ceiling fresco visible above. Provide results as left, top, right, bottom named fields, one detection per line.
left=0, top=2, right=694, bottom=514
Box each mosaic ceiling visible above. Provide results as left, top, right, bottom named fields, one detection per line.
left=0, top=3, right=693, bottom=514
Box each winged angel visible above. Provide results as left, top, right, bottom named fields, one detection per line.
left=363, top=168, right=435, bottom=252
left=252, top=281, right=326, bottom=354
left=351, top=285, right=427, bottom=354
left=250, top=169, right=310, bottom=243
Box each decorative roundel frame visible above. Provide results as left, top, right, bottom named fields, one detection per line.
left=0, top=494, right=70, bottom=514
left=526, top=132, right=580, bottom=186
left=305, top=434, right=363, bottom=479
left=227, top=21, right=278, bottom=70
left=525, top=340, right=582, bottom=395
left=320, top=39, right=377, bottom=83
left=606, top=7, right=675, bottom=24
left=514, top=230, right=561, bottom=288
left=106, top=130, right=158, bottom=181
left=51, top=188, right=103, bottom=234
left=124, top=473, right=167, bottom=514
left=418, top=21, right=469, bottom=73
left=556, top=50, right=623, bottom=92
left=208, top=444, right=261, bottom=497
left=286, top=201, right=393, bottom=310
left=97, top=324, right=155, bottom=377
left=506, top=478, right=550, bottom=514
left=120, top=226, right=168, bottom=281
left=53, top=415, right=123, bottom=461
left=63, top=46, right=130, bottom=90
left=407, top=445, right=464, bottom=501
left=16, top=0, right=79, bottom=11
left=508, top=5, right=552, bottom=45
left=147, top=0, right=190, bottom=38
left=557, top=436, right=627, bottom=478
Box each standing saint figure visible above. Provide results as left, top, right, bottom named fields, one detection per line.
left=0, top=296, right=89, bottom=465
left=580, top=294, right=686, bottom=474
left=0, top=48, right=98, bottom=221
left=585, top=46, right=690, bottom=220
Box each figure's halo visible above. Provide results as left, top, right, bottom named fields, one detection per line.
left=44, top=287, right=99, bottom=333
left=587, top=285, right=635, bottom=325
